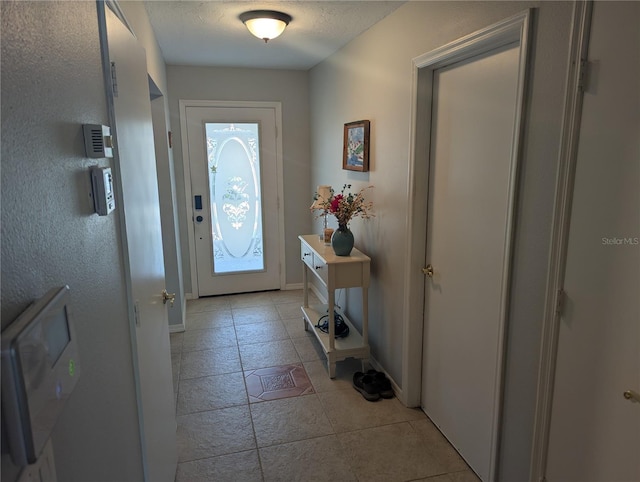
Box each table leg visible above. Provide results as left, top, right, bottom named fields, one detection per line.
left=302, top=263, right=308, bottom=308
left=327, top=353, right=336, bottom=378
left=302, top=264, right=309, bottom=331
left=328, top=290, right=335, bottom=351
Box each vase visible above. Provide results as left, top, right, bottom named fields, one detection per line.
left=331, top=224, right=354, bottom=256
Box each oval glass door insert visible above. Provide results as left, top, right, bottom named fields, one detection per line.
left=205, top=123, right=264, bottom=274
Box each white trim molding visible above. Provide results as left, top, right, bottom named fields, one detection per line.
left=530, top=2, right=593, bottom=480
left=178, top=100, right=286, bottom=298
left=402, top=10, right=532, bottom=481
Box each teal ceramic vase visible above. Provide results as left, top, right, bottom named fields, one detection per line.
left=331, top=224, right=354, bottom=256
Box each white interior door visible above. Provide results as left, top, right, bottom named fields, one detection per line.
left=546, top=3, right=640, bottom=480
left=183, top=104, right=281, bottom=297
left=421, top=44, right=521, bottom=481
left=105, top=7, right=177, bottom=482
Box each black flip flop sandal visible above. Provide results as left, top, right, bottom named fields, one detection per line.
left=367, top=369, right=394, bottom=399
left=353, top=371, right=380, bottom=401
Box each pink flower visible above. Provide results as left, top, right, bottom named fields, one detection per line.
left=330, top=194, right=343, bottom=213
left=311, top=185, right=374, bottom=227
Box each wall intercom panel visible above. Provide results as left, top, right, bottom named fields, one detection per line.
left=90, top=167, right=115, bottom=216
left=1, top=286, right=80, bottom=466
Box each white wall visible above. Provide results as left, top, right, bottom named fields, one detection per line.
left=166, top=66, right=311, bottom=295
left=1, top=1, right=144, bottom=481
left=309, top=2, right=574, bottom=480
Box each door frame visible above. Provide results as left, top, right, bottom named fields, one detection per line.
left=530, top=2, right=593, bottom=479
left=403, top=9, right=532, bottom=406
left=179, top=100, right=286, bottom=297
left=402, top=10, right=532, bottom=478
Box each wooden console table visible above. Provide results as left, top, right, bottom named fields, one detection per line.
left=298, top=234, right=371, bottom=378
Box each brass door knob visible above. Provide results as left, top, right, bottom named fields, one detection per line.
left=623, top=390, right=640, bottom=403
left=162, top=289, right=176, bottom=307
left=422, top=264, right=434, bottom=278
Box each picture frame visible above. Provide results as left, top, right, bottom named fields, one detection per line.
left=342, top=120, right=370, bottom=172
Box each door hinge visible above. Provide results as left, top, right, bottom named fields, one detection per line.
left=134, top=300, right=141, bottom=327
left=110, top=61, right=119, bottom=97
left=556, top=289, right=565, bottom=315
left=577, top=58, right=588, bottom=92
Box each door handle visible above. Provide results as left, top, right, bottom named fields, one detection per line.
left=162, top=289, right=176, bottom=308
left=623, top=390, right=640, bottom=403
left=422, top=264, right=434, bottom=278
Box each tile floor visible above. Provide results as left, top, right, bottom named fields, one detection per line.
left=171, top=290, right=480, bottom=482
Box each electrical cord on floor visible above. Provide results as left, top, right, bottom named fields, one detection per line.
left=316, top=311, right=350, bottom=338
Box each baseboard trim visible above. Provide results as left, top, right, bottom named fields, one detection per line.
left=284, top=283, right=303, bottom=291
left=368, top=355, right=406, bottom=407
left=169, top=323, right=185, bottom=333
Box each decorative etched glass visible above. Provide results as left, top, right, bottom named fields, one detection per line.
left=205, top=123, right=264, bottom=274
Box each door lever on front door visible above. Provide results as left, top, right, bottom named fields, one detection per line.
left=623, top=390, right=640, bottom=403
left=162, top=289, right=176, bottom=308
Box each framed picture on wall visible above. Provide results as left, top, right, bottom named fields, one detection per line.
left=342, top=120, right=370, bottom=172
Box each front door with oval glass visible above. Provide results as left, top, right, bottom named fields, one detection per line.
left=184, top=105, right=281, bottom=296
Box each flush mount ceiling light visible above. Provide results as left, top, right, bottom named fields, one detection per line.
left=239, top=10, right=292, bottom=43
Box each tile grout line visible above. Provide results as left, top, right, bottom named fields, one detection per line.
left=236, top=306, right=267, bottom=482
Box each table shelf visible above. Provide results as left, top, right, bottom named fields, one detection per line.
left=301, top=304, right=367, bottom=358
left=299, top=235, right=370, bottom=378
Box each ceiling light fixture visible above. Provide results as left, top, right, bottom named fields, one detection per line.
left=239, top=10, right=292, bottom=43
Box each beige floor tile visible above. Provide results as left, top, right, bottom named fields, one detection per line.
left=259, top=435, right=358, bottom=482
left=239, top=339, right=301, bottom=370
left=412, top=470, right=480, bottom=482
left=336, top=422, right=447, bottom=482
left=268, top=289, right=304, bottom=304
left=177, top=372, right=247, bottom=415
left=281, top=316, right=308, bottom=339
left=275, top=301, right=303, bottom=319
left=180, top=346, right=241, bottom=379
left=186, top=296, right=230, bottom=314
left=303, top=359, right=364, bottom=393
left=233, top=305, right=281, bottom=325
left=291, top=335, right=325, bottom=362
left=176, top=450, right=262, bottom=482
left=318, top=388, right=425, bottom=433
left=235, top=320, right=289, bottom=345
left=177, top=290, right=470, bottom=481
left=447, top=469, right=482, bottom=482
left=229, top=291, right=276, bottom=308
left=182, top=325, right=237, bottom=352
left=410, top=419, right=470, bottom=473
left=170, top=332, right=183, bottom=353
left=177, top=405, right=255, bottom=462
left=174, top=390, right=178, bottom=415
left=186, top=309, right=234, bottom=331
left=250, top=394, right=334, bottom=447
left=171, top=352, right=181, bottom=394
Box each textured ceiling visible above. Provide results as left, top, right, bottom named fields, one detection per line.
left=144, top=1, right=405, bottom=70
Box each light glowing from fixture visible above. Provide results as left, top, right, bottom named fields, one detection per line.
left=239, top=10, right=292, bottom=43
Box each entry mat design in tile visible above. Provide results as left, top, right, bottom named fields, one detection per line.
left=245, top=364, right=314, bottom=402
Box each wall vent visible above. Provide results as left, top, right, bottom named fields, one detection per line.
left=82, top=124, right=113, bottom=158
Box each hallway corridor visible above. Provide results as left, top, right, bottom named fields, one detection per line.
left=171, top=290, right=479, bottom=481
